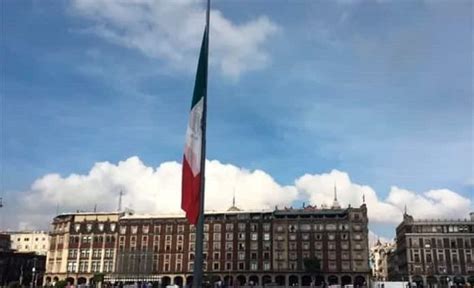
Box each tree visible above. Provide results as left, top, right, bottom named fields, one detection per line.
left=304, top=257, right=322, bottom=286
left=54, top=280, right=67, bottom=288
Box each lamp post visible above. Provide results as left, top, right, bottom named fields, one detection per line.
left=32, top=257, right=37, bottom=288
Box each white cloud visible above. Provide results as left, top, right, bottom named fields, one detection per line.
left=295, top=170, right=471, bottom=224
left=11, top=158, right=471, bottom=231
left=70, top=0, right=279, bottom=79
left=368, top=230, right=393, bottom=248
left=18, top=157, right=296, bottom=229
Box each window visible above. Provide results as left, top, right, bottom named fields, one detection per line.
left=301, top=224, right=311, bottom=231
left=289, top=224, right=297, bottom=233
left=154, top=225, right=161, bottom=234
left=251, top=233, right=258, bottom=241
left=226, top=233, right=233, bottom=241
left=238, top=242, right=246, bottom=250
left=315, top=242, right=322, bottom=250
left=226, top=262, right=232, bottom=270
left=213, top=233, right=221, bottom=241
left=214, top=224, right=221, bottom=231
left=263, top=223, right=271, bottom=231
left=250, top=223, right=258, bottom=232
left=303, top=242, right=310, bottom=250
left=263, top=233, right=271, bottom=241
left=226, top=242, right=233, bottom=251
left=238, top=252, right=245, bottom=260
left=238, top=262, right=244, bottom=270
left=264, top=262, right=271, bottom=270
left=166, top=225, right=173, bottom=233
left=250, top=262, right=258, bottom=270
left=250, top=242, right=258, bottom=250
left=67, top=261, right=77, bottom=272
left=213, top=262, right=220, bottom=271
left=238, top=223, right=246, bottom=231
left=326, top=224, right=337, bottom=231
left=289, top=262, right=297, bottom=270
left=226, top=223, right=234, bottom=231
left=177, top=225, right=184, bottom=233
left=342, top=261, right=350, bottom=271
left=263, top=241, right=271, bottom=251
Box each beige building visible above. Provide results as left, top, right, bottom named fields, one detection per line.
left=44, top=212, right=123, bottom=286
left=8, top=231, right=50, bottom=255
left=370, top=240, right=395, bottom=281
left=390, top=212, right=474, bottom=287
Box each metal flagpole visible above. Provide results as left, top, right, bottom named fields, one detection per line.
left=192, top=0, right=210, bottom=287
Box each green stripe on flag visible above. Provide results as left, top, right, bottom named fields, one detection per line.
left=191, top=27, right=209, bottom=109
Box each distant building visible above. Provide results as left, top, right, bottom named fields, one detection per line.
left=370, top=240, right=395, bottom=281
left=389, top=211, right=474, bottom=287
left=44, top=212, right=123, bottom=286
left=7, top=231, right=50, bottom=255
left=43, top=196, right=370, bottom=287
left=0, top=251, right=46, bottom=287
left=0, top=233, right=11, bottom=252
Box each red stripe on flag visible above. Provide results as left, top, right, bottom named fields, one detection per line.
left=181, top=156, right=201, bottom=225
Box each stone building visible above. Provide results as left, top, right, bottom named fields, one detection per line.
left=8, top=231, right=50, bottom=255
left=108, top=200, right=370, bottom=287
left=44, top=199, right=370, bottom=287
left=390, top=211, right=474, bottom=287
left=370, top=240, right=395, bottom=281
left=44, top=212, right=123, bottom=286
left=0, top=233, right=10, bottom=252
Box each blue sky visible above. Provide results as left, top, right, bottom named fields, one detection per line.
left=1, top=0, right=473, bottom=237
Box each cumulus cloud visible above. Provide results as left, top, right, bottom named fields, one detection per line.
left=368, top=230, right=393, bottom=248
left=70, top=0, right=279, bottom=79
left=18, top=157, right=297, bottom=229
left=10, top=158, right=471, bottom=231
left=295, top=170, right=471, bottom=224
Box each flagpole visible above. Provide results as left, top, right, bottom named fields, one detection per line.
left=192, top=0, right=210, bottom=287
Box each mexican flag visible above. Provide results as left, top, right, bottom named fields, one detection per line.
left=182, top=26, right=209, bottom=225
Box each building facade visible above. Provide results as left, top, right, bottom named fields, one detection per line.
left=0, top=233, right=10, bottom=252
left=44, top=212, right=123, bottom=286
left=370, top=240, right=395, bottom=281
left=390, top=212, right=474, bottom=287
left=0, top=251, right=46, bottom=287
left=44, top=204, right=370, bottom=287
left=8, top=231, right=50, bottom=255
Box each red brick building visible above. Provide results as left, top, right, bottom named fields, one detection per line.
left=45, top=202, right=370, bottom=287
left=108, top=203, right=370, bottom=287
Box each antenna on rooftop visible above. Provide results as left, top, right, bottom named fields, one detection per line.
left=118, top=190, right=123, bottom=212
